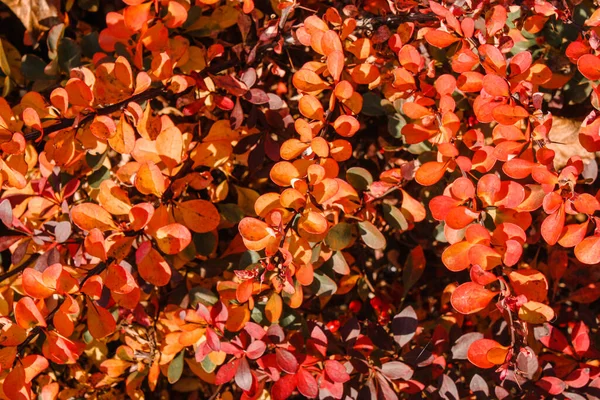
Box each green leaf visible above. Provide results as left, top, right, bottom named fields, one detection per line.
left=235, top=185, right=259, bottom=216
left=325, top=222, right=354, bottom=251
left=200, top=353, right=216, bottom=373
left=358, top=220, right=386, bottom=250
left=218, top=204, right=245, bottom=224
left=78, top=0, right=99, bottom=11
left=239, top=250, right=261, bottom=269
left=21, top=54, right=51, bottom=81
left=311, top=270, right=338, bottom=296
left=81, top=32, right=102, bottom=58
left=383, top=204, right=408, bottom=231
left=88, top=166, right=110, bottom=189
left=346, top=167, right=373, bottom=191
left=331, top=251, right=350, bottom=275
left=388, top=114, right=407, bottom=139
left=189, top=287, right=219, bottom=308
left=86, top=151, right=107, bottom=171
left=57, top=38, right=82, bottom=73
left=193, top=232, right=217, bottom=256
left=361, top=92, right=388, bottom=116
left=168, top=351, right=185, bottom=384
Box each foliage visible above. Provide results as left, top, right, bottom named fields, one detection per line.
left=0, top=0, right=599, bottom=399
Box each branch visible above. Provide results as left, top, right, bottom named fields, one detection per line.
left=0, top=255, right=38, bottom=284
left=22, top=58, right=242, bottom=143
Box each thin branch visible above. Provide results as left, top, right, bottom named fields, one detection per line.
left=0, top=255, right=38, bottom=284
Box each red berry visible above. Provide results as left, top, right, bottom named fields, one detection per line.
left=326, top=320, right=340, bottom=333
left=349, top=300, right=362, bottom=313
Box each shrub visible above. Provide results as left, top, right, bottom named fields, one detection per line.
left=0, top=0, right=599, bottom=398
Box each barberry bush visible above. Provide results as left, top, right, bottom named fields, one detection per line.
left=0, top=0, right=599, bottom=398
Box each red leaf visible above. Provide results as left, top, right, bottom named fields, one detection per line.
left=578, top=54, right=600, bottom=80
left=215, top=359, right=240, bottom=385
left=324, top=360, right=350, bottom=383
left=574, top=235, right=600, bottom=265
left=536, top=376, right=566, bottom=395
left=276, top=348, right=298, bottom=374
left=235, top=357, right=253, bottom=392
left=271, top=374, right=297, bottom=400
left=296, top=368, right=318, bottom=398
left=451, top=282, right=497, bottom=314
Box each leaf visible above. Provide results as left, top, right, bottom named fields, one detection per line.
left=439, top=374, right=459, bottom=400
left=235, top=357, right=252, bottom=391
left=155, top=223, right=192, bottom=254
left=297, top=368, right=318, bottom=398
left=383, top=204, right=408, bottom=231
left=176, top=200, right=221, bottom=233
left=215, top=359, right=239, bottom=385
left=425, top=30, right=458, bottom=48
left=324, top=360, right=350, bottom=383
left=135, top=161, right=167, bottom=197
left=265, top=292, right=283, bottom=323
left=168, top=351, right=185, bottom=384
left=0, top=199, right=13, bottom=227
left=325, top=222, right=354, bottom=251
left=380, top=361, right=413, bottom=380
left=271, top=374, right=297, bottom=400
left=21, top=354, right=49, bottom=383
left=275, top=349, right=298, bottom=376
left=574, top=235, right=600, bottom=265
left=403, top=246, right=425, bottom=295
left=157, top=126, right=183, bottom=169
left=358, top=220, right=386, bottom=250
left=293, top=69, right=328, bottom=93
left=452, top=332, right=484, bottom=360
left=2, top=0, right=60, bottom=33
left=578, top=54, right=600, bottom=81
left=469, top=374, right=489, bottom=397
left=86, top=298, right=116, bottom=339
left=451, top=282, right=497, bottom=314
left=136, top=241, right=172, bottom=286
left=71, top=203, right=117, bottom=231
left=536, top=377, right=566, bottom=395
left=392, top=306, right=418, bottom=347
left=467, top=339, right=505, bottom=369
left=327, top=50, right=344, bottom=82
left=415, top=161, right=447, bottom=186
left=346, top=167, right=373, bottom=191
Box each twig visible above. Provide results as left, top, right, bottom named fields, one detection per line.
left=0, top=254, right=38, bottom=284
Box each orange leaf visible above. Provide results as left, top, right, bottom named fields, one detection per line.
left=415, top=161, right=447, bottom=186
left=270, top=161, right=300, bottom=186
left=451, top=282, right=497, bottom=314
left=156, top=126, right=183, bottom=169
left=136, top=241, right=172, bottom=286
left=333, top=115, right=360, bottom=137
left=293, top=69, right=329, bottom=94
left=265, top=292, right=283, bottom=323
left=135, top=161, right=167, bottom=197
left=351, top=63, right=379, bottom=85
left=574, top=235, right=600, bottom=265
left=424, top=30, right=458, bottom=48
left=22, top=354, right=49, bottom=383
left=577, top=54, right=600, bottom=81
left=467, top=339, right=505, bottom=368
left=86, top=298, right=116, bottom=339
left=518, top=300, right=555, bottom=324
left=327, top=50, right=345, bottom=82
left=155, top=223, right=192, bottom=254
left=71, top=203, right=117, bottom=232
left=14, top=297, right=47, bottom=329
left=175, top=200, right=221, bottom=233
